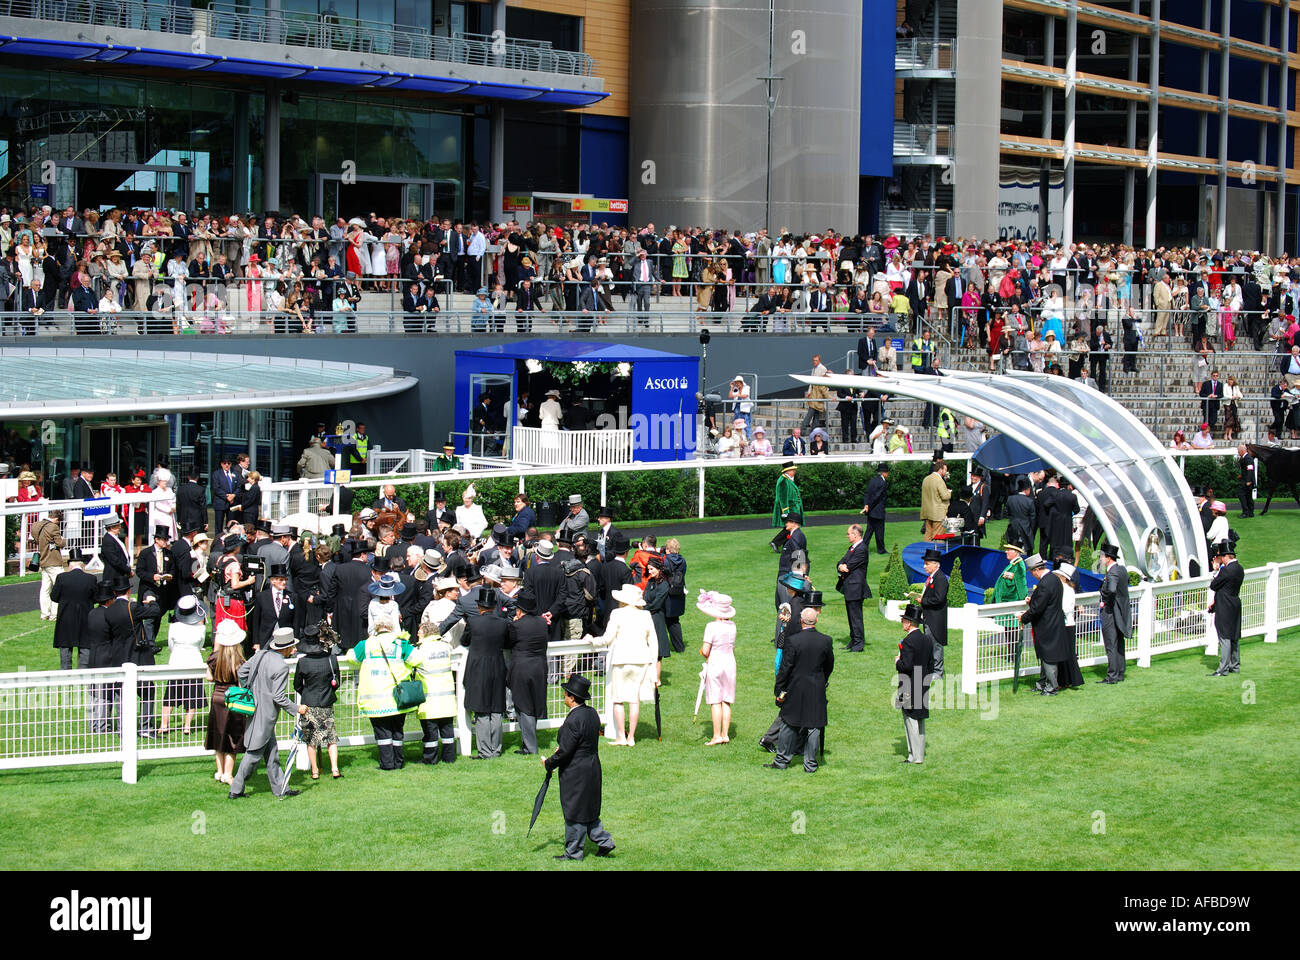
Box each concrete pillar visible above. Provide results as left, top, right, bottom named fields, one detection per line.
left=1278, top=3, right=1290, bottom=256
left=264, top=81, right=280, bottom=214
left=1260, top=5, right=1271, bottom=253
left=1123, top=0, right=1139, bottom=247
left=489, top=0, right=507, bottom=222
left=1062, top=0, right=1077, bottom=247
left=1198, top=0, right=1210, bottom=233
left=1216, top=0, right=1230, bottom=250
left=1040, top=13, right=1055, bottom=241
left=1146, top=0, right=1161, bottom=248
left=953, top=0, right=1003, bottom=239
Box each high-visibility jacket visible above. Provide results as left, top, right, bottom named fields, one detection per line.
left=349, top=434, right=369, bottom=466
left=347, top=631, right=417, bottom=718
left=414, top=638, right=457, bottom=720
left=936, top=407, right=956, bottom=440
left=911, top=337, right=932, bottom=370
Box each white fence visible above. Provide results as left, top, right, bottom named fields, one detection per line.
left=511, top=426, right=635, bottom=467
left=0, top=638, right=608, bottom=783
left=953, top=559, right=1296, bottom=695
left=1, top=491, right=170, bottom=576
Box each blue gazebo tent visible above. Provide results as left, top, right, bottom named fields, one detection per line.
left=453, top=340, right=700, bottom=462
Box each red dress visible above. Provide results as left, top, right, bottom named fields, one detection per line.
left=213, top=558, right=248, bottom=633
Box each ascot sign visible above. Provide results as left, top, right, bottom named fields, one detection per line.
left=643, top=376, right=690, bottom=390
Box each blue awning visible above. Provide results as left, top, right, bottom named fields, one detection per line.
left=0, top=35, right=608, bottom=106
left=455, top=339, right=695, bottom=362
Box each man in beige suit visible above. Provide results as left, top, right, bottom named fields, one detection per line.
left=1152, top=275, right=1172, bottom=338
left=920, top=461, right=952, bottom=541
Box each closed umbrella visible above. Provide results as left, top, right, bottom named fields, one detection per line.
left=527, top=769, right=553, bottom=835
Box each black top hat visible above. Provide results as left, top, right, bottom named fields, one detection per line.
left=1099, top=543, right=1120, bottom=560
left=561, top=673, right=591, bottom=702
left=900, top=602, right=924, bottom=624
left=440, top=510, right=458, bottom=527
left=401, top=522, right=417, bottom=539
left=371, top=553, right=390, bottom=572
left=106, top=575, right=132, bottom=595
left=958, top=484, right=972, bottom=500
left=464, top=562, right=482, bottom=583
left=597, top=505, right=614, bottom=519
left=803, top=590, right=824, bottom=608
left=267, top=562, right=290, bottom=578
left=68, top=547, right=88, bottom=565
left=781, top=460, right=797, bottom=472
left=1192, top=485, right=1206, bottom=498
left=93, top=580, right=116, bottom=604
left=1215, top=541, right=1236, bottom=557
left=475, top=585, right=499, bottom=607
left=932, top=449, right=945, bottom=461
left=922, top=548, right=944, bottom=563
left=152, top=525, right=171, bottom=541
left=556, top=531, right=574, bottom=546
left=492, top=523, right=509, bottom=544
left=331, top=523, right=348, bottom=537
left=513, top=588, right=538, bottom=614
left=608, top=531, right=630, bottom=555
left=1017, top=478, right=1032, bottom=492
left=782, top=509, right=803, bottom=525
left=303, top=622, right=321, bottom=637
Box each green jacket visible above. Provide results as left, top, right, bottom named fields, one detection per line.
left=993, top=556, right=1028, bottom=603
left=772, top=473, right=803, bottom=528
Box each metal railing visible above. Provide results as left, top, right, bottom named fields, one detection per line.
left=0, top=0, right=595, bottom=77
left=954, top=558, right=1295, bottom=696
left=893, top=123, right=955, bottom=159
left=512, top=426, right=634, bottom=467
left=879, top=210, right=952, bottom=237
left=1, top=491, right=169, bottom=577
left=0, top=637, right=610, bottom=781
left=894, top=38, right=956, bottom=73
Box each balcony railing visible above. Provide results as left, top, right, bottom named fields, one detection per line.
left=512, top=426, right=634, bottom=467
left=878, top=209, right=951, bottom=237
left=0, top=0, right=597, bottom=77
left=895, top=38, right=955, bottom=74
left=893, top=122, right=955, bottom=159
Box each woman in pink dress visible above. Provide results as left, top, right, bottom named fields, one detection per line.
left=245, top=254, right=263, bottom=316
left=697, top=590, right=737, bottom=746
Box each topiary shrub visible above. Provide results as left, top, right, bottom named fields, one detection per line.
left=879, top=543, right=911, bottom=601
left=1128, top=570, right=1141, bottom=587
left=948, top=556, right=968, bottom=608
left=983, top=586, right=994, bottom=604
left=1077, top=541, right=1095, bottom=572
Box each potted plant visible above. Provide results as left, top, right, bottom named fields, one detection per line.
left=878, top=543, right=916, bottom=621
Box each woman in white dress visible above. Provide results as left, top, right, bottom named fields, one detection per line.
left=161, top=594, right=207, bottom=736
left=455, top=484, right=487, bottom=540
left=149, top=474, right=178, bottom=541
left=539, top=389, right=564, bottom=429
left=598, top=584, right=657, bottom=746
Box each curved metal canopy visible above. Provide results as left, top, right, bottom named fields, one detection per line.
left=793, top=370, right=1205, bottom=579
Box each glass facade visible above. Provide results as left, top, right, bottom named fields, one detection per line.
left=0, top=67, right=480, bottom=219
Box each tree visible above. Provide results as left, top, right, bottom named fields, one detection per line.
left=879, top=542, right=912, bottom=602
left=947, top=556, right=968, bottom=609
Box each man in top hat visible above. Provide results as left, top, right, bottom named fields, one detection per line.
left=556, top=493, right=589, bottom=543
left=463, top=585, right=511, bottom=758
left=326, top=538, right=375, bottom=651
left=771, top=461, right=803, bottom=528
left=765, top=597, right=834, bottom=773
left=433, top=442, right=461, bottom=472
left=1098, top=543, right=1131, bottom=684
left=51, top=549, right=97, bottom=670
left=597, top=532, right=636, bottom=632
left=136, top=524, right=178, bottom=618
left=99, top=514, right=133, bottom=582
left=522, top=538, right=566, bottom=642
left=859, top=463, right=890, bottom=555
left=210, top=454, right=239, bottom=532
left=95, top=576, right=161, bottom=736
left=895, top=603, right=934, bottom=763
left=543, top=674, right=615, bottom=860
left=229, top=627, right=310, bottom=799
left=592, top=505, right=619, bottom=562
left=1208, top=541, right=1244, bottom=676
left=508, top=589, right=551, bottom=754
left=836, top=523, right=870, bottom=652
left=1006, top=478, right=1037, bottom=551
left=253, top=562, right=296, bottom=652
left=1020, top=553, right=1066, bottom=695
left=919, top=547, right=950, bottom=676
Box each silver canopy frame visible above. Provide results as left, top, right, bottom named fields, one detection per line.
left=792, top=370, right=1206, bottom=579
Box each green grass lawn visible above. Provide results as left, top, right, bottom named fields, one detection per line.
left=1, top=514, right=1298, bottom=870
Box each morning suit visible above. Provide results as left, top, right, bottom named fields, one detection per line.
left=836, top=538, right=869, bottom=652
left=1210, top=558, right=1244, bottom=674
left=920, top=567, right=949, bottom=675
left=230, top=650, right=298, bottom=796
left=895, top=625, right=934, bottom=762
left=772, top=626, right=835, bottom=771
left=1099, top=560, right=1131, bottom=682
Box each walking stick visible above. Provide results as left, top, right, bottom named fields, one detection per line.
left=692, top=666, right=706, bottom=723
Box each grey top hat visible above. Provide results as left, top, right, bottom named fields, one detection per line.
left=268, top=627, right=298, bottom=651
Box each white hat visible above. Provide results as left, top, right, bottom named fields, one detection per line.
left=463, top=483, right=477, bottom=499
left=214, top=620, right=245, bottom=647
left=695, top=589, right=735, bottom=619
left=611, top=584, right=645, bottom=607
left=434, top=576, right=459, bottom=591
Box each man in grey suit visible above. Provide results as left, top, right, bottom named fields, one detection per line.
left=555, top=494, right=589, bottom=543
left=1097, top=543, right=1131, bottom=684
left=629, top=248, right=659, bottom=322
left=228, top=628, right=309, bottom=799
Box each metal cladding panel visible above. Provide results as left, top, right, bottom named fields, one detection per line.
left=629, top=1, right=862, bottom=233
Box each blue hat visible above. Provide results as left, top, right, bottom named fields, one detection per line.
left=477, top=286, right=488, bottom=295
left=779, top=571, right=810, bottom=592
left=367, top=572, right=406, bottom=597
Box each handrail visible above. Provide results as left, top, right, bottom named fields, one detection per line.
left=0, top=0, right=596, bottom=77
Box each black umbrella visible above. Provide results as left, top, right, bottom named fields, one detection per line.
left=654, top=685, right=662, bottom=741
left=1013, top=627, right=1025, bottom=693
left=527, top=769, right=553, bottom=836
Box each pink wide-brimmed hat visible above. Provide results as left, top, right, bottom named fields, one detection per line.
left=696, top=589, right=735, bottom=619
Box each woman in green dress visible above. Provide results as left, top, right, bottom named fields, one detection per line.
left=671, top=231, right=688, bottom=297
left=994, top=540, right=1029, bottom=662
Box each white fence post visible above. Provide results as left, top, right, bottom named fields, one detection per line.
left=600, top=471, right=607, bottom=508
left=126, top=504, right=135, bottom=555
left=960, top=604, right=977, bottom=696
left=697, top=467, right=705, bottom=519
left=1264, top=562, right=1279, bottom=643
left=455, top=656, right=471, bottom=757
left=17, top=513, right=29, bottom=576
left=121, top=663, right=138, bottom=784
left=1136, top=583, right=1153, bottom=668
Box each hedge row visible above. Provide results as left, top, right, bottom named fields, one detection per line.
left=350, top=456, right=1246, bottom=528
